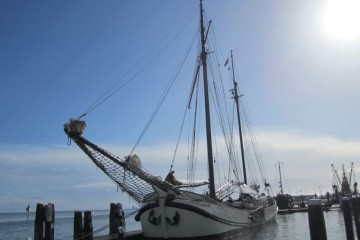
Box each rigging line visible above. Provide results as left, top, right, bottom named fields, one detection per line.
left=78, top=8, right=198, bottom=119
left=128, top=29, right=198, bottom=157
left=213, top=74, right=233, bottom=186
left=208, top=48, right=232, bottom=132
left=211, top=110, right=222, bottom=186
left=189, top=44, right=202, bottom=185
left=228, top=54, right=266, bottom=184
left=171, top=51, right=204, bottom=172
left=209, top=19, right=228, bottom=65
left=170, top=102, right=191, bottom=172
left=186, top=107, right=191, bottom=180
left=229, top=88, right=242, bottom=180
left=231, top=102, right=242, bottom=180
left=241, top=97, right=267, bottom=183
left=189, top=79, right=197, bottom=183
left=189, top=80, right=201, bottom=185
left=208, top=57, right=227, bottom=185
left=78, top=33, right=170, bottom=119
left=194, top=89, right=201, bottom=184
left=189, top=95, right=198, bottom=183
left=227, top=73, right=244, bottom=181
left=187, top=44, right=201, bottom=183
left=240, top=99, right=260, bottom=184
left=233, top=61, right=268, bottom=183
left=209, top=40, right=241, bottom=179
left=74, top=224, right=110, bottom=240
left=207, top=63, right=224, bottom=173
left=208, top=55, right=241, bottom=182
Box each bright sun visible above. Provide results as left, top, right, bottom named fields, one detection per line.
left=323, top=0, right=360, bottom=40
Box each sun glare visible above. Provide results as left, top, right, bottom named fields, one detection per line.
left=323, top=0, right=360, bottom=40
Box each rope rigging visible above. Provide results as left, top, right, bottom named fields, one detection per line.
left=76, top=8, right=198, bottom=120
left=64, top=4, right=275, bottom=212
left=188, top=75, right=201, bottom=185
left=184, top=19, right=270, bottom=189
left=179, top=14, right=251, bottom=189
left=128, top=28, right=199, bottom=157
left=73, top=209, right=140, bottom=240
left=227, top=55, right=269, bottom=187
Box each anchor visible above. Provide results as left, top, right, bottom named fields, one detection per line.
left=166, top=211, right=180, bottom=225
left=148, top=209, right=161, bottom=225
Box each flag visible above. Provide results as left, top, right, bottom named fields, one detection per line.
left=224, top=57, right=229, bottom=66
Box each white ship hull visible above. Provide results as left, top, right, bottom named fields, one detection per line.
left=136, top=196, right=277, bottom=239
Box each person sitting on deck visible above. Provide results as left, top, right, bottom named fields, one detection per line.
left=165, top=171, right=182, bottom=186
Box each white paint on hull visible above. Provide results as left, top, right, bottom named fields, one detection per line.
left=139, top=197, right=277, bottom=239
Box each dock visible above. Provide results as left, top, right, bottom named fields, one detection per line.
left=93, top=230, right=143, bottom=240
left=278, top=207, right=308, bottom=214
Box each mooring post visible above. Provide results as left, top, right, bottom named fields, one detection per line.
left=308, top=199, right=327, bottom=240
left=342, top=197, right=355, bottom=240
left=117, top=203, right=124, bottom=228
left=34, top=203, right=44, bottom=240
left=110, top=202, right=125, bottom=236
left=74, top=211, right=84, bottom=240
left=117, top=203, right=125, bottom=240
left=351, top=197, right=360, bottom=240
left=356, top=197, right=360, bottom=240
left=26, top=205, right=31, bottom=223
left=109, top=203, right=117, bottom=234
left=44, top=203, right=55, bottom=240
left=84, top=211, right=93, bottom=240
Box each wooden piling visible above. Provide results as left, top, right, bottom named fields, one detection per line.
left=34, top=203, right=54, bottom=240
left=74, top=211, right=84, bottom=240
left=26, top=205, right=31, bottom=223
left=342, top=197, right=355, bottom=240
left=109, top=203, right=125, bottom=235
left=44, top=203, right=55, bottom=240
left=117, top=203, right=124, bottom=228
left=109, top=203, right=116, bottom=234
left=308, top=199, right=327, bottom=240
left=351, top=197, right=360, bottom=240
left=34, top=203, right=44, bottom=240
left=84, top=210, right=94, bottom=240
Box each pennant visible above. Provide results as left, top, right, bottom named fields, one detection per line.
left=224, top=57, right=229, bottom=66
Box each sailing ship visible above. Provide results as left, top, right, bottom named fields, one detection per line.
left=274, top=161, right=294, bottom=211
left=274, top=162, right=313, bottom=214
left=64, top=1, right=277, bottom=239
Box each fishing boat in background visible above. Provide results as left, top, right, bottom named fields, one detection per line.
left=331, top=163, right=358, bottom=204
left=64, top=1, right=277, bottom=238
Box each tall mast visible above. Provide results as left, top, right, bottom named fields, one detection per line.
left=276, top=161, right=283, bottom=195
left=230, top=51, right=247, bottom=185
left=200, top=0, right=215, bottom=199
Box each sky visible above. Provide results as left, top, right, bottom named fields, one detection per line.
left=1, top=0, right=360, bottom=213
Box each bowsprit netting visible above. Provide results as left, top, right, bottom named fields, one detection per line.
left=64, top=119, right=181, bottom=204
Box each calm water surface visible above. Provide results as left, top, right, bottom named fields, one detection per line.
left=236, top=209, right=348, bottom=240
left=0, top=207, right=352, bottom=240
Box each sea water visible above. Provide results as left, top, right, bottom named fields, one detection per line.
left=0, top=207, right=353, bottom=240
left=238, top=208, right=350, bottom=240
left=0, top=209, right=141, bottom=240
